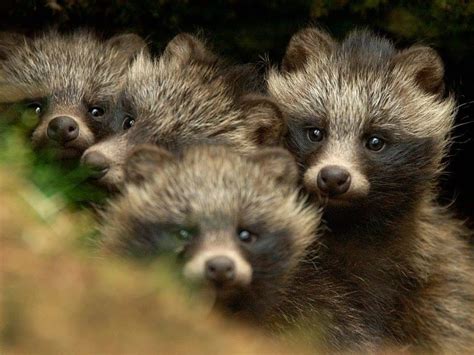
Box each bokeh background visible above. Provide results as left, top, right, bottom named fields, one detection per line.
left=2, top=0, right=472, bottom=224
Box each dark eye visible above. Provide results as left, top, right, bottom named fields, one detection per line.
left=122, top=116, right=135, bottom=130
left=366, top=136, right=385, bottom=151
left=172, top=227, right=197, bottom=242
left=306, top=127, right=324, bottom=142
left=237, top=229, right=257, bottom=244
left=89, top=106, right=105, bottom=118
left=178, top=229, right=192, bottom=241
left=27, top=102, right=42, bottom=115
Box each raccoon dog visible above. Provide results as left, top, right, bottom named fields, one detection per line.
left=81, top=34, right=284, bottom=188
left=267, top=28, right=474, bottom=351
left=0, top=30, right=147, bottom=159
left=101, top=144, right=375, bottom=351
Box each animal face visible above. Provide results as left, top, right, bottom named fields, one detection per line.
left=101, top=145, right=319, bottom=315
left=267, top=29, right=455, bottom=215
left=0, top=30, right=146, bottom=159
left=82, top=34, right=285, bottom=188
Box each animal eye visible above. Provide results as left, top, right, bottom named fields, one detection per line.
left=366, top=136, right=385, bottom=151
left=172, top=227, right=197, bottom=241
left=178, top=229, right=192, bottom=241
left=306, top=127, right=324, bottom=142
left=122, top=116, right=135, bottom=130
left=89, top=106, right=105, bottom=118
left=27, top=102, right=42, bottom=115
left=237, top=229, right=257, bottom=244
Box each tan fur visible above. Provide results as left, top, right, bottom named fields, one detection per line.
left=101, top=145, right=317, bottom=259
left=84, top=34, right=284, bottom=188
left=183, top=247, right=253, bottom=286
left=0, top=30, right=147, bottom=158
left=267, top=27, right=474, bottom=352
left=100, top=144, right=394, bottom=352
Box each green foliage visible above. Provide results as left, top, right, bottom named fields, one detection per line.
left=0, top=107, right=108, bottom=210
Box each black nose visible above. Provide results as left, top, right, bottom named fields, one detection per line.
left=47, top=116, right=79, bottom=143
left=81, top=151, right=110, bottom=179
left=205, top=256, right=235, bottom=285
left=317, top=165, right=351, bottom=196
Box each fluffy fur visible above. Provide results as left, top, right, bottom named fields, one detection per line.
left=82, top=33, right=285, bottom=187
left=267, top=28, right=474, bottom=352
left=0, top=30, right=147, bottom=158
left=100, top=144, right=379, bottom=352
left=100, top=145, right=318, bottom=316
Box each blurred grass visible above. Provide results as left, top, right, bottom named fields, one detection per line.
left=0, top=105, right=108, bottom=209
left=0, top=180, right=298, bottom=354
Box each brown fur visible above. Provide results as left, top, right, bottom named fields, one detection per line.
left=100, top=144, right=319, bottom=316
left=100, top=144, right=390, bottom=352
left=0, top=30, right=147, bottom=159
left=267, top=27, right=474, bottom=352
left=82, top=33, right=284, bottom=188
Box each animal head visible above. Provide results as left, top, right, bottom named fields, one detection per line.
left=101, top=144, right=319, bottom=316
left=267, top=28, right=455, bottom=217
left=81, top=33, right=285, bottom=188
left=0, top=30, right=147, bottom=159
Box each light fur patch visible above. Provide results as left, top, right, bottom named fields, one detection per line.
left=31, top=112, right=95, bottom=150
left=183, top=247, right=252, bottom=286
left=304, top=145, right=370, bottom=199
left=81, top=135, right=128, bottom=187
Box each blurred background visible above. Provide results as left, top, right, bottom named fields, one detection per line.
left=2, top=0, right=472, bottom=225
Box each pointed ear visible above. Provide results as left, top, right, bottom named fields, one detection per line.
left=282, top=27, right=335, bottom=73
left=240, top=95, right=286, bottom=146
left=0, top=32, right=26, bottom=60
left=124, top=144, right=175, bottom=184
left=250, top=148, right=299, bottom=186
left=392, top=45, right=445, bottom=96
left=107, top=33, right=148, bottom=62
left=162, top=33, right=216, bottom=65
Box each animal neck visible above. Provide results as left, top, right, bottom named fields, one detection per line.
left=322, top=195, right=427, bottom=244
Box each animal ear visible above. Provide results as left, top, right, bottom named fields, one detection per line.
left=124, top=144, right=175, bottom=184
left=282, top=27, right=335, bottom=73
left=249, top=148, right=299, bottom=186
left=162, top=33, right=216, bottom=65
left=107, top=33, right=148, bottom=62
left=0, top=32, right=26, bottom=60
left=240, top=95, right=286, bottom=146
left=392, top=45, right=445, bottom=96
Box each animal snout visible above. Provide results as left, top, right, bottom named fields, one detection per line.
left=317, top=165, right=351, bottom=196
left=47, top=116, right=79, bottom=143
left=81, top=151, right=110, bottom=179
left=205, top=256, right=235, bottom=285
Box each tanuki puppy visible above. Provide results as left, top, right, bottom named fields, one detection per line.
left=0, top=30, right=147, bottom=159
left=81, top=34, right=284, bottom=188
left=100, top=144, right=374, bottom=352
left=267, top=27, right=474, bottom=352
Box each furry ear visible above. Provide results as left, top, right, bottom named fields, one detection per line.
left=107, top=33, right=148, bottom=62
left=392, top=45, right=445, bottom=96
left=282, top=27, right=335, bottom=73
left=249, top=148, right=299, bottom=186
left=124, top=144, right=175, bottom=184
left=162, top=33, right=216, bottom=65
left=240, top=95, right=286, bottom=146
left=0, top=32, right=26, bottom=61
